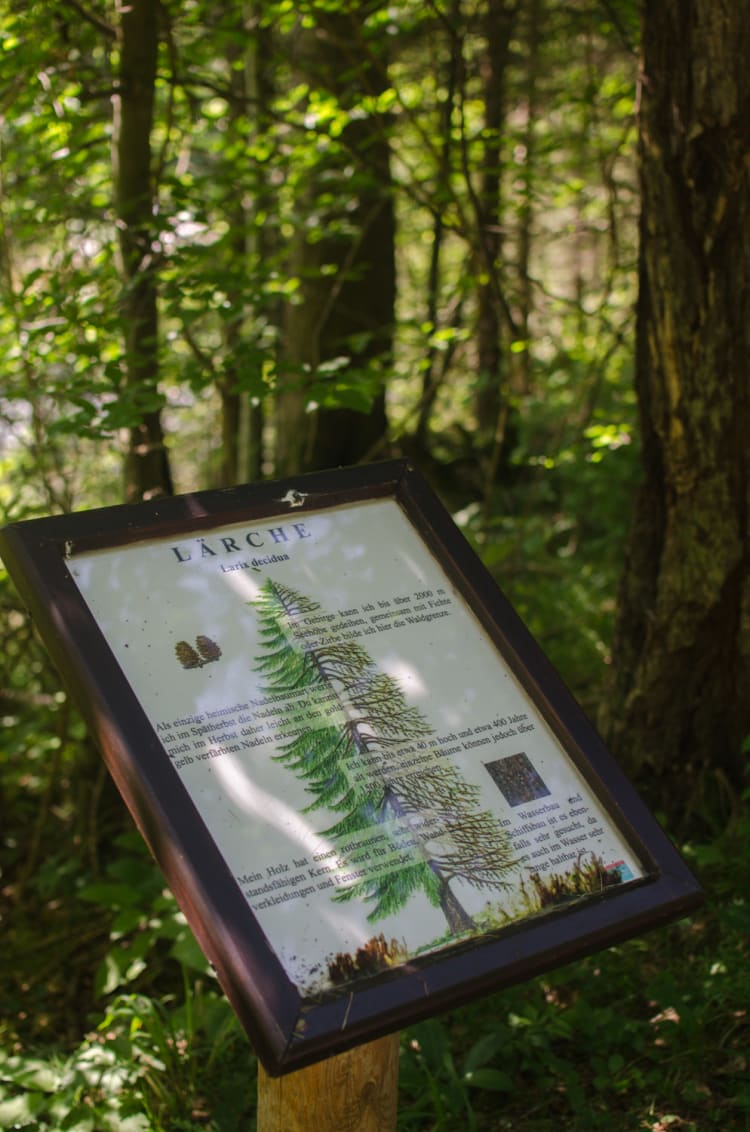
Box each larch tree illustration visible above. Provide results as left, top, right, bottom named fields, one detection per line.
left=252, top=578, right=515, bottom=934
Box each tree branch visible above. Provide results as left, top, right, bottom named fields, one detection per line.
left=58, top=0, right=117, bottom=40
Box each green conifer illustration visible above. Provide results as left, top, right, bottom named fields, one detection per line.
left=252, top=579, right=516, bottom=935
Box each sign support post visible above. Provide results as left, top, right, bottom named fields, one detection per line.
left=257, top=1033, right=400, bottom=1132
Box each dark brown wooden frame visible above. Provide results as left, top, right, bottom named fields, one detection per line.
left=0, top=460, right=703, bottom=1075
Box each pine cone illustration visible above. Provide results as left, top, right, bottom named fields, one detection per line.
left=196, top=635, right=221, bottom=663
left=176, top=640, right=202, bottom=669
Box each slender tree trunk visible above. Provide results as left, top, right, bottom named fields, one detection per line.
left=604, top=3, right=750, bottom=832
left=274, top=9, right=395, bottom=476
left=472, top=0, right=520, bottom=528
left=219, top=4, right=270, bottom=487
left=415, top=0, right=461, bottom=451
left=514, top=0, right=541, bottom=398
left=474, top=0, right=516, bottom=444
left=241, top=6, right=271, bottom=485
left=114, top=0, right=172, bottom=501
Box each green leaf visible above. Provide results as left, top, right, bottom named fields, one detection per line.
left=461, top=1030, right=507, bottom=1074
left=463, top=1067, right=514, bottom=1092
left=59, top=1107, right=97, bottom=1131
left=169, top=930, right=211, bottom=974
left=78, top=883, right=142, bottom=908
left=2, top=1060, right=59, bottom=1093
left=0, top=1091, right=48, bottom=1127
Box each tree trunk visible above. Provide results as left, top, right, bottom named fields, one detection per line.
left=381, top=787, right=476, bottom=934
left=414, top=0, right=461, bottom=451
left=474, top=0, right=517, bottom=445
left=435, top=871, right=476, bottom=934
left=604, top=3, right=750, bottom=832
left=274, top=10, right=395, bottom=476
left=218, top=4, right=271, bottom=487
left=514, top=0, right=541, bottom=399
left=114, top=0, right=173, bottom=502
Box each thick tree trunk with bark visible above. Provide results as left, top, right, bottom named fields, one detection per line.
left=604, top=3, right=750, bottom=831
left=114, top=0, right=172, bottom=501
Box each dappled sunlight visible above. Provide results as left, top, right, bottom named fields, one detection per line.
left=211, top=752, right=377, bottom=955
left=63, top=496, right=648, bottom=997
left=0, top=0, right=740, bottom=1114
left=379, top=656, right=427, bottom=701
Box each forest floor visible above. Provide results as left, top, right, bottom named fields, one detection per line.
left=1, top=788, right=748, bottom=1130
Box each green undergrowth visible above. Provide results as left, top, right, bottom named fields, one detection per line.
left=395, top=781, right=749, bottom=1132
left=1, top=800, right=748, bottom=1131
left=399, top=906, right=748, bottom=1129
left=1, top=467, right=746, bottom=1129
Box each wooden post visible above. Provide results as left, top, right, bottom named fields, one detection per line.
left=257, top=1033, right=400, bottom=1132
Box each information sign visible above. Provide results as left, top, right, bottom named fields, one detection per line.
left=0, top=461, right=702, bottom=1074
